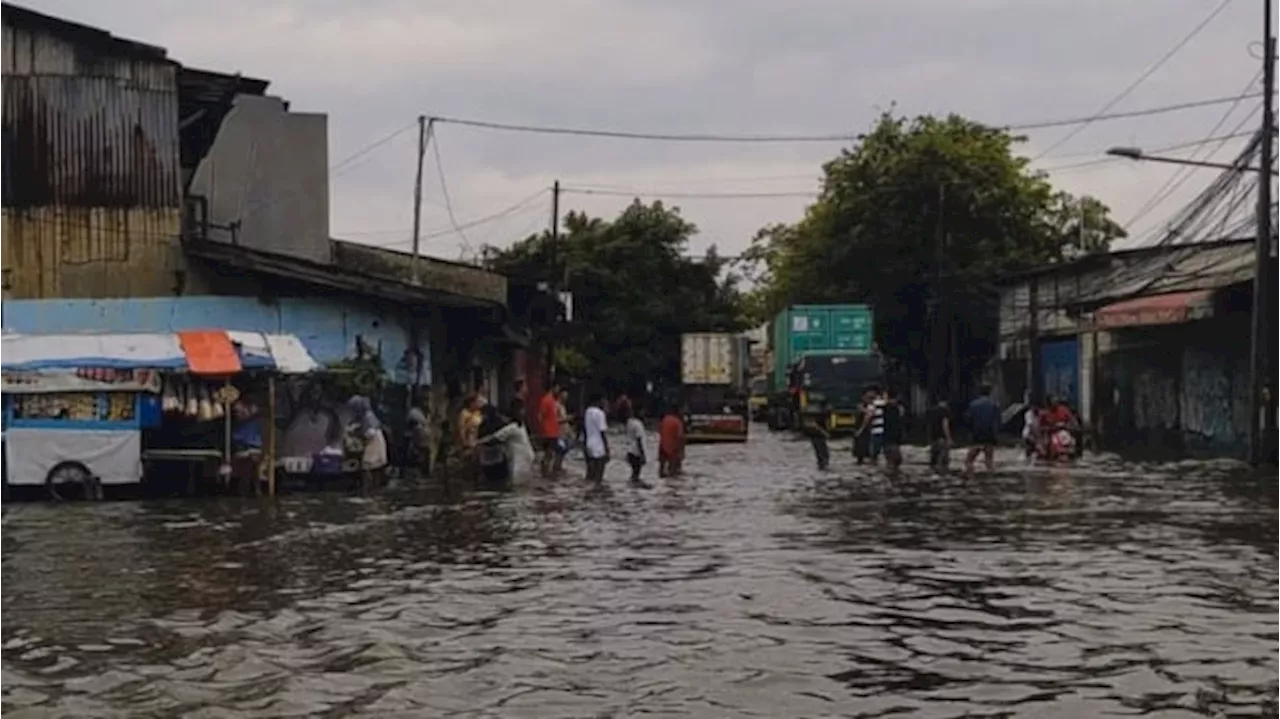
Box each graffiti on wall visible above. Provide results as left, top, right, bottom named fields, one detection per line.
left=1181, top=346, right=1237, bottom=447
left=1132, top=364, right=1179, bottom=433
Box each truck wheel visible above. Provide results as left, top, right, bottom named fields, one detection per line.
left=45, top=462, right=102, bottom=501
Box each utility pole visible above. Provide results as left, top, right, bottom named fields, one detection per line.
left=930, top=183, right=945, bottom=403
left=410, top=115, right=430, bottom=284
left=545, top=180, right=561, bottom=388
left=1028, top=276, right=1041, bottom=404
left=1249, top=0, right=1276, bottom=465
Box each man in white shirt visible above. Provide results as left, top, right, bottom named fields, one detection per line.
left=582, top=392, right=610, bottom=483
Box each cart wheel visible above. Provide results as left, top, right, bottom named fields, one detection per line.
left=46, top=462, right=101, bottom=501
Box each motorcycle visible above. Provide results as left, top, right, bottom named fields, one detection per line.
left=1036, top=424, right=1081, bottom=462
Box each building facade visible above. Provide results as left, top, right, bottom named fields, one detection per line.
left=994, top=239, right=1262, bottom=457
left=1, top=5, right=526, bottom=438
left=2, top=6, right=184, bottom=299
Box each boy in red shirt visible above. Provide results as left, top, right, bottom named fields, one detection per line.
left=658, top=403, right=686, bottom=478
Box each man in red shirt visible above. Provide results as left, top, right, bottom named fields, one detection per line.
left=537, top=382, right=562, bottom=477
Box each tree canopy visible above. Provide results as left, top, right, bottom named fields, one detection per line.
left=740, top=111, right=1126, bottom=397
left=483, top=200, right=748, bottom=394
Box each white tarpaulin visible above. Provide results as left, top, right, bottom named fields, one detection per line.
left=1, top=331, right=319, bottom=376
left=262, top=334, right=320, bottom=374
left=3, top=428, right=143, bottom=486
left=1, top=333, right=186, bottom=371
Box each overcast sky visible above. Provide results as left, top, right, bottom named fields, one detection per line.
left=22, top=0, right=1270, bottom=260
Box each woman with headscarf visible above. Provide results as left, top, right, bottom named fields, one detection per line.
left=348, top=395, right=388, bottom=491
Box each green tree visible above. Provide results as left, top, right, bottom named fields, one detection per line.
left=484, top=200, right=748, bottom=394
left=1043, top=191, right=1127, bottom=259
left=744, top=111, right=1124, bottom=397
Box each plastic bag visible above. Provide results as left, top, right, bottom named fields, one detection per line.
left=488, top=423, right=535, bottom=482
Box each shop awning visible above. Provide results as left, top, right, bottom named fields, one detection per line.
left=1094, top=289, right=1215, bottom=330
left=1, top=331, right=319, bottom=376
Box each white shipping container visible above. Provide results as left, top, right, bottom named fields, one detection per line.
left=681, top=333, right=742, bottom=385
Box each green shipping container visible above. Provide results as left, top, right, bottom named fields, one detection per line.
left=771, top=304, right=874, bottom=390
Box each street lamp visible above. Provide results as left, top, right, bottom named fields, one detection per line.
left=1110, top=56, right=1277, bottom=467
left=1106, top=146, right=1279, bottom=176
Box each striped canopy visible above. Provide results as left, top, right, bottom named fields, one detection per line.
left=1, top=330, right=319, bottom=375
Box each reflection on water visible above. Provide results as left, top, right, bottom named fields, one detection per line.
left=3, top=434, right=1277, bottom=717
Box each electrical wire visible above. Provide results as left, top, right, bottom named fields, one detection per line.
left=329, top=120, right=417, bottom=176
left=561, top=187, right=818, bottom=199
left=360, top=187, right=552, bottom=249
left=427, top=122, right=474, bottom=253
left=1124, top=70, right=1263, bottom=232
left=1030, top=0, right=1234, bottom=160
left=425, top=94, right=1262, bottom=145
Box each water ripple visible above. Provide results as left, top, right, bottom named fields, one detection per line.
left=3, top=435, right=1276, bottom=717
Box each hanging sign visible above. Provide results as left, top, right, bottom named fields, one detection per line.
left=2, top=368, right=163, bottom=394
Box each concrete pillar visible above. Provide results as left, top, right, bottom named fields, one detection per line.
left=1079, top=330, right=1094, bottom=433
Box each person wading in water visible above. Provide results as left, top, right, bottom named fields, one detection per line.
left=880, top=388, right=906, bottom=475
left=926, top=399, right=953, bottom=474
left=805, top=400, right=832, bottom=471
left=964, top=384, right=1002, bottom=476
left=582, top=393, right=610, bottom=484
left=537, top=382, right=562, bottom=477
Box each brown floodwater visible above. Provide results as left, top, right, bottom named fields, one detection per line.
left=3, top=432, right=1277, bottom=718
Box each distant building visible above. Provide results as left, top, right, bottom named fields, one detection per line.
left=2, top=5, right=527, bottom=431
left=993, top=238, right=1268, bottom=457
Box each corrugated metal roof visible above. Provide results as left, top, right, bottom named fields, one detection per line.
left=1068, top=240, right=1256, bottom=308
left=2, top=5, right=169, bottom=65
left=2, top=74, right=180, bottom=208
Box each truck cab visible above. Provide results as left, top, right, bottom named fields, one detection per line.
left=788, top=352, right=885, bottom=435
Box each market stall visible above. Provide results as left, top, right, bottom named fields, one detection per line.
left=1, top=330, right=318, bottom=499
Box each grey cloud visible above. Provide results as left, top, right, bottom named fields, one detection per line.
left=20, top=0, right=1266, bottom=253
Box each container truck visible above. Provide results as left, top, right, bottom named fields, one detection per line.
left=679, top=332, right=750, bottom=443
left=764, top=304, right=885, bottom=434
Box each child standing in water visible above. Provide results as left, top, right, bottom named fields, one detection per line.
left=658, top=404, right=685, bottom=477
left=623, top=404, right=649, bottom=487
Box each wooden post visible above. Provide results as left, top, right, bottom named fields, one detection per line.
left=267, top=375, right=277, bottom=497
left=222, top=376, right=233, bottom=489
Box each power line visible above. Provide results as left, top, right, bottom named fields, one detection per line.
left=329, top=120, right=417, bottom=176
left=428, top=123, right=474, bottom=253
left=1031, top=0, right=1234, bottom=159
left=561, top=187, right=818, bottom=199
left=358, top=187, right=553, bottom=248
left=1126, top=72, right=1264, bottom=230
left=425, top=94, right=1262, bottom=145
left=1011, top=94, right=1264, bottom=131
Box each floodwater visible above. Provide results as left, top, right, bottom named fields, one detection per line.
left=3, top=431, right=1277, bottom=718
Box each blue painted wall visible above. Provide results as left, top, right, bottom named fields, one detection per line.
left=1040, top=337, right=1080, bottom=409
left=1, top=296, right=429, bottom=383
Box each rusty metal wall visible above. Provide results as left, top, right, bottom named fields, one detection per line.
left=2, top=24, right=173, bottom=88
left=1, top=22, right=183, bottom=298
left=2, top=207, right=182, bottom=299
left=3, top=76, right=180, bottom=208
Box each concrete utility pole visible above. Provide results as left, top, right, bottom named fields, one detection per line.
left=546, top=180, right=561, bottom=387
left=410, top=115, right=430, bottom=284
left=1249, top=0, right=1275, bottom=465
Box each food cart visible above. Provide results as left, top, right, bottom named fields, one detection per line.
left=1, top=330, right=317, bottom=500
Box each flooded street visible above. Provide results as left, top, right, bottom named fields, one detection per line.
left=3, top=431, right=1277, bottom=718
